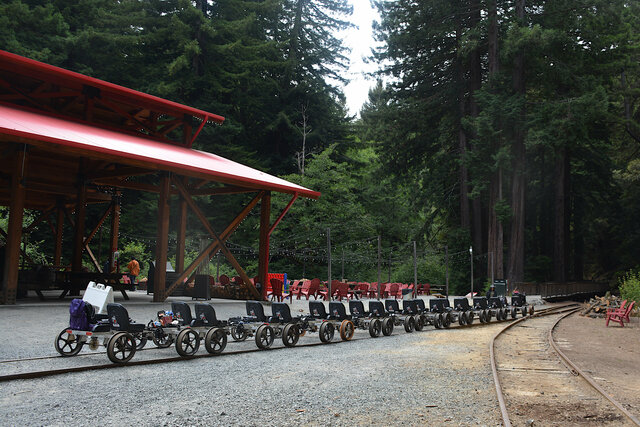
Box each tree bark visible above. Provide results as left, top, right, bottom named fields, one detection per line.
left=553, top=147, right=567, bottom=282
left=486, top=0, right=503, bottom=279
left=508, top=0, right=526, bottom=284
left=456, top=7, right=470, bottom=229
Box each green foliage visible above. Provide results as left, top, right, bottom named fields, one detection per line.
left=619, top=271, right=640, bottom=304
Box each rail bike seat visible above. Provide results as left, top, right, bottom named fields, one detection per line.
left=454, top=298, right=471, bottom=311
left=473, top=297, right=488, bottom=309
left=412, top=299, right=426, bottom=313
left=488, top=297, right=504, bottom=308
left=429, top=299, right=448, bottom=313
left=328, top=302, right=349, bottom=320
left=194, top=303, right=220, bottom=327
left=385, top=299, right=401, bottom=314
left=349, top=300, right=368, bottom=318
left=271, top=302, right=293, bottom=323
left=309, top=301, right=328, bottom=319
left=106, top=303, right=145, bottom=333
left=369, top=301, right=387, bottom=317
left=246, top=301, right=267, bottom=322
left=511, top=294, right=526, bottom=306
left=171, top=302, right=194, bottom=326
left=401, top=299, right=419, bottom=315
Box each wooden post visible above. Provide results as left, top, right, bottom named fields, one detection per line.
left=377, top=236, right=381, bottom=299
left=54, top=203, right=64, bottom=267
left=154, top=175, right=171, bottom=302
left=413, top=241, right=417, bottom=298
left=72, top=166, right=87, bottom=273
left=176, top=194, right=188, bottom=273
left=445, top=245, right=449, bottom=297
left=327, top=228, right=332, bottom=299
left=2, top=148, right=26, bottom=304
left=109, top=192, right=120, bottom=273
left=258, top=192, right=271, bottom=300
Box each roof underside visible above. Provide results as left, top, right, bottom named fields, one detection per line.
left=0, top=104, right=320, bottom=206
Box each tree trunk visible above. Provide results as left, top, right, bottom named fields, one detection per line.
left=469, top=0, right=484, bottom=258
left=456, top=8, right=470, bottom=229
left=486, top=0, right=503, bottom=279
left=508, top=0, right=526, bottom=284
left=553, top=146, right=568, bottom=282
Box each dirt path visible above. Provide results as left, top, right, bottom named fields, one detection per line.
left=554, top=313, right=640, bottom=420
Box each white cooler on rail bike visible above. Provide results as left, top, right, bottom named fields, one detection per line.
left=83, top=281, right=114, bottom=314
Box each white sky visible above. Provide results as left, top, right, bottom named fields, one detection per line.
left=340, top=1, right=381, bottom=117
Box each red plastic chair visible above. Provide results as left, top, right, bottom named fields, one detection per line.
left=367, top=282, right=378, bottom=298
left=301, top=278, right=321, bottom=300
left=606, top=301, right=635, bottom=327
left=389, top=283, right=400, bottom=299
left=267, top=278, right=288, bottom=302
left=332, top=281, right=351, bottom=301
left=219, top=274, right=230, bottom=285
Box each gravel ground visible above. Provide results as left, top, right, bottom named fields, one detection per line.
left=0, top=292, right=544, bottom=425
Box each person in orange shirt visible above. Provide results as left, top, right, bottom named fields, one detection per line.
left=126, top=258, right=140, bottom=284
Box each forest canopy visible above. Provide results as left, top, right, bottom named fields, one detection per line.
left=2, top=0, right=640, bottom=294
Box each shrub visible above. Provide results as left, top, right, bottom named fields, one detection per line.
left=619, top=270, right=640, bottom=304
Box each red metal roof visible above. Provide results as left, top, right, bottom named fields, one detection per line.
left=0, top=50, right=225, bottom=125
left=0, top=104, right=320, bottom=199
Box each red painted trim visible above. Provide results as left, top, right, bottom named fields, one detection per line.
left=0, top=50, right=225, bottom=124
left=0, top=105, right=321, bottom=199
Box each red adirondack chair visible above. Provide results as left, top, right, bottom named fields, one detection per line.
left=606, top=301, right=635, bottom=327
left=367, top=282, right=378, bottom=298
left=219, top=274, right=230, bottom=285
left=288, top=280, right=301, bottom=296
left=267, top=278, right=288, bottom=302
left=300, top=278, right=321, bottom=300
left=388, top=283, right=401, bottom=299
left=353, top=283, right=369, bottom=299
left=333, top=281, right=351, bottom=301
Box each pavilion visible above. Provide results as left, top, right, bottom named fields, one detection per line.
left=0, top=50, right=319, bottom=304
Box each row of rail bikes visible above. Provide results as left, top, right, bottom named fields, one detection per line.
left=55, top=294, right=535, bottom=364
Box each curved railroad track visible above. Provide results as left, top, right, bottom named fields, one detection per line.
left=491, top=305, right=640, bottom=426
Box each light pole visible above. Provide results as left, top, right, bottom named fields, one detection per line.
left=469, top=246, right=474, bottom=297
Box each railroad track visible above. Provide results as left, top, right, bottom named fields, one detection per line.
left=491, top=304, right=640, bottom=426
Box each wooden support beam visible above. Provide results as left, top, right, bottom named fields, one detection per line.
left=84, top=203, right=112, bottom=246
left=153, top=175, right=171, bottom=302
left=109, top=194, right=120, bottom=273
left=23, top=206, right=55, bottom=234
left=171, top=178, right=260, bottom=299
left=2, top=148, right=26, bottom=304
left=164, top=191, right=264, bottom=299
left=72, top=164, right=87, bottom=273
left=175, top=192, right=187, bottom=273
left=258, top=192, right=271, bottom=300
left=54, top=205, right=64, bottom=266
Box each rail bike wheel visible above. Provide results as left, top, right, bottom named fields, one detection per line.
left=413, top=315, right=424, bottom=331
left=502, top=308, right=509, bottom=321
left=381, top=317, right=394, bottom=336
left=529, top=306, right=535, bottom=316
left=466, top=311, right=474, bottom=325
left=441, top=312, right=452, bottom=328
left=433, top=313, right=443, bottom=329
left=458, top=312, right=467, bottom=326
left=255, top=324, right=275, bottom=349
left=152, top=333, right=173, bottom=348
left=231, top=325, right=249, bottom=342
left=282, top=323, right=300, bottom=347
left=403, top=316, right=415, bottom=333
left=134, top=333, right=148, bottom=350
left=204, top=328, right=227, bottom=355
left=107, top=332, right=136, bottom=363
left=339, top=320, right=355, bottom=341
left=319, top=321, right=335, bottom=343
left=176, top=329, right=200, bottom=357
left=511, top=307, right=518, bottom=319
left=521, top=306, right=528, bottom=317
left=55, top=329, right=84, bottom=357
left=369, top=318, right=382, bottom=338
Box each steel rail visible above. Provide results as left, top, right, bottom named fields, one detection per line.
left=490, top=304, right=579, bottom=427
left=548, top=311, right=640, bottom=426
